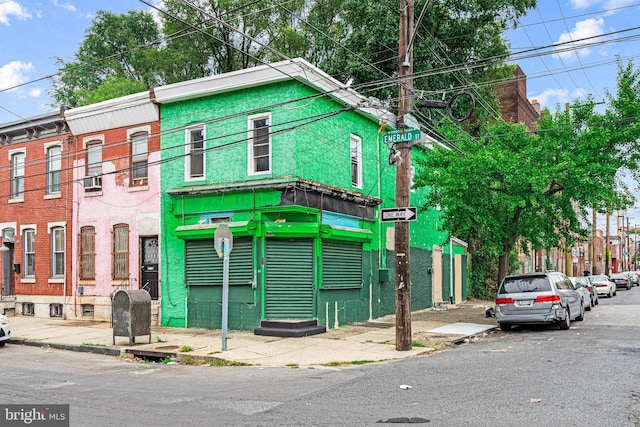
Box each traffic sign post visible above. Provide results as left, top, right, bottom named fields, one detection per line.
left=381, top=207, right=417, bottom=222
left=214, top=224, right=233, bottom=350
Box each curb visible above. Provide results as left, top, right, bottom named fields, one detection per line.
left=8, top=338, right=123, bottom=357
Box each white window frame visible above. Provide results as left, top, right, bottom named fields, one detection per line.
left=185, top=125, right=205, bottom=181
left=247, top=113, right=272, bottom=176
left=350, top=134, right=363, bottom=189
left=23, top=228, right=35, bottom=278
left=8, top=148, right=26, bottom=201
left=45, top=143, right=62, bottom=195
left=49, top=225, right=65, bottom=278
left=128, top=125, right=151, bottom=183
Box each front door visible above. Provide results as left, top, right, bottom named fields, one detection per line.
left=264, top=238, right=314, bottom=319
left=141, top=237, right=159, bottom=300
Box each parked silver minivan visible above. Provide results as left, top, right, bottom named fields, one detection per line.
left=495, top=271, right=584, bottom=331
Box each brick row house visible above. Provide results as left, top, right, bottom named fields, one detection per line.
left=0, top=59, right=465, bottom=330
left=0, top=112, right=72, bottom=318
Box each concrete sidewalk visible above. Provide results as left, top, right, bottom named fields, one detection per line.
left=6, top=303, right=498, bottom=368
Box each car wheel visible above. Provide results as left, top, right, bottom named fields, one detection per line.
left=559, top=310, right=571, bottom=330
left=609, top=289, right=613, bottom=298
left=0, top=342, right=4, bottom=347
left=576, top=303, right=585, bottom=321
left=628, top=282, right=632, bottom=290
left=614, top=289, right=617, bottom=296
left=499, top=323, right=512, bottom=331
left=586, top=300, right=592, bottom=311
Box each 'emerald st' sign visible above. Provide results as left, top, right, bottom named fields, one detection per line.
left=383, top=128, right=421, bottom=144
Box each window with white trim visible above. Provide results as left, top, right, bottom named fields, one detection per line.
left=186, top=127, right=205, bottom=180
left=23, top=228, right=35, bottom=277
left=350, top=134, right=362, bottom=188
left=131, top=132, right=148, bottom=182
left=47, top=145, right=62, bottom=194
left=10, top=151, right=25, bottom=199
left=248, top=113, right=271, bottom=175
left=50, top=226, right=64, bottom=277
left=86, top=141, right=102, bottom=177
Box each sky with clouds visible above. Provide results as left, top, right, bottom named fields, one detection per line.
left=1, top=0, right=640, bottom=227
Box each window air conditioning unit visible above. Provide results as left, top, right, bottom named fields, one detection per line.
left=83, top=175, right=102, bottom=190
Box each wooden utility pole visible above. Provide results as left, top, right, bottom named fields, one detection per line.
left=395, top=0, right=414, bottom=351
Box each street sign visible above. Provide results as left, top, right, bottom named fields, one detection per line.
left=381, top=207, right=417, bottom=222
left=214, top=224, right=233, bottom=257
left=383, top=128, right=421, bottom=144
left=402, top=113, right=420, bottom=130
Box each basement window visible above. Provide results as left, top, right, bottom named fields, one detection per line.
left=49, top=303, right=63, bottom=318
left=22, top=303, right=34, bottom=316
left=81, top=304, right=94, bottom=319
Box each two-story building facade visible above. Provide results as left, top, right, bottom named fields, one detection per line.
left=63, top=92, right=161, bottom=321
left=154, top=58, right=454, bottom=331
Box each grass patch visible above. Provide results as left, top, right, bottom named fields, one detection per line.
left=179, top=345, right=193, bottom=352
left=156, top=337, right=167, bottom=343
left=82, top=342, right=106, bottom=347
left=411, top=340, right=427, bottom=348
left=286, top=363, right=299, bottom=369
left=202, top=356, right=251, bottom=367
left=320, top=360, right=374, bottom=367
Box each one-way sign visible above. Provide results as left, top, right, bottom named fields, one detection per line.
left=381, top=207, right=417, bottom=222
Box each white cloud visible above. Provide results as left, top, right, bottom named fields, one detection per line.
left=0, top=61, right=34, bottom=91
left=531, top=87, right=587, bottom=109
left=0, top=1, right=32, bottom=25
left=554, top=18, right=605, bottom=62
left=28, top=88, right=41, bottom=98
left=53, top=0, right=76, bottom=12
left=569, top=0, right=637, bottom=11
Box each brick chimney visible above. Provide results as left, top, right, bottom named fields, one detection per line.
left=531, top=99, right=540, bottom=116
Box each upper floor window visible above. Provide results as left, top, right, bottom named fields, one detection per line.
left=86, top=141, right=102, bottom=177
left=112, top=224, right=129, bottom=280
left=248, top=113, right=271, bottom=175
left=80, top=226, right=95, bottom=280
left=10, top=152, right=25, bottom=199
left=47, top=145, right=62, bottom=194
left=185, top=127, right=205, bottom=180
left=131, top=132, right=148, bottom=183
left=23, top=229, right=35, bottom=278
left=50, top=227, right=64, bottom=278
left=350, top=134, right=362, bottom=188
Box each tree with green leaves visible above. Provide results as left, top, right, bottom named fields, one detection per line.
left=51, top=10, right=163, bottom=108
left=414, top=61, right=640, bottom=295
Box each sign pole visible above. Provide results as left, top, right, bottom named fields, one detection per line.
left=221, top=238, right=229, bottom=350
left=214, top=224, right=233, bottom=351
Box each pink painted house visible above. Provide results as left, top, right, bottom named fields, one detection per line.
left=63, top=92, right=161, bottom=322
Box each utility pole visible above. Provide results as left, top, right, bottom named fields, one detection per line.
left=395, top=0, right=414, bottom=351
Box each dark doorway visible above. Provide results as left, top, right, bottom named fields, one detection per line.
left=141, top=237, right=159, bottom=300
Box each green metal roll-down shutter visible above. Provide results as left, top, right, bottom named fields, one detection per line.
left=322, top=240, right=363, bottom=289
left=264, top=238, right=314, bottom=319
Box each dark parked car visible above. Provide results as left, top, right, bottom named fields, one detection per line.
left=495, top=271, right=584, bottom=331
left=609, top=272, right=633, bottom=290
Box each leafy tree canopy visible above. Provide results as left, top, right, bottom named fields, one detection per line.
left=415, top=60, right=640, bottom=291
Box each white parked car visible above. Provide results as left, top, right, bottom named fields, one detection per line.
left=590, top=275, right=617, bottom=298
left=0, top=314, right=9, bottom=346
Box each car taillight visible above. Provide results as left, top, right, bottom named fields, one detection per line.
left=535, top=294, right=561, bottom=303
left=495, top=297, right=514, bottom=305
left=586, top=285, right=592, bottom=291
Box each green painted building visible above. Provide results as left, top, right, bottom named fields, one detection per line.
left=154, top=58, right=461, bottom=331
